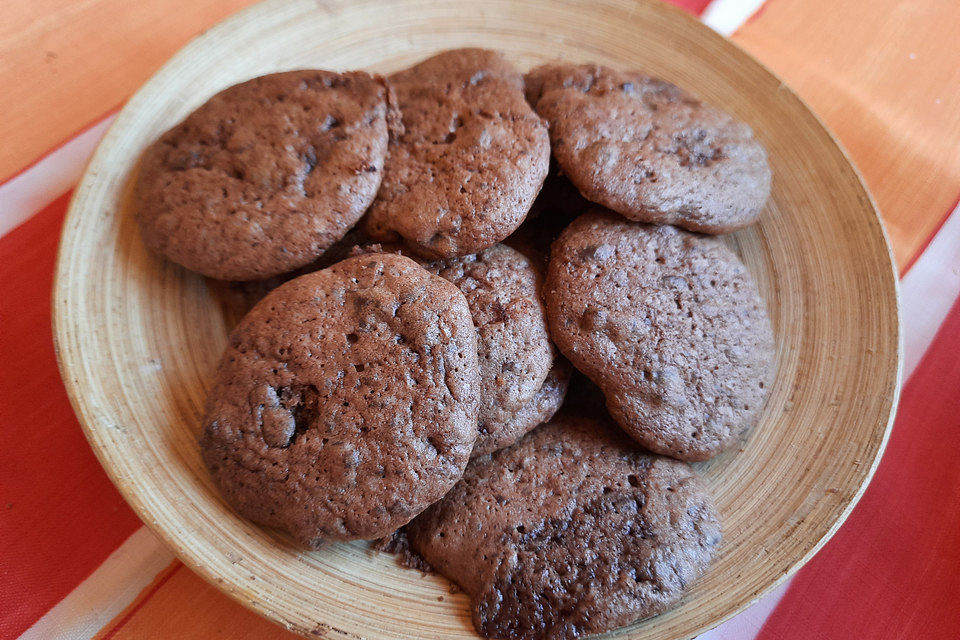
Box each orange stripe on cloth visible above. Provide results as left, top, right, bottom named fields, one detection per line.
left=731, top=0, right=960, bottom=270
left=99, top=563, right=184, bottom=640
left=93, top=561, right=299, bottom=640
left=0, top=0, right=259, bottom=184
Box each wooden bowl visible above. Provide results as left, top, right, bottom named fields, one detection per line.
left=53, top=0, right=901, bottom=638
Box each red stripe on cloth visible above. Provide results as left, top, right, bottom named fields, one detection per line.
left=98, top=563, right=183, bottom=640
left=667, top=0, right=714, bottom=15
left=0, top=193, right=141, bottom=640
left=757, top=295, right=960, bottom=639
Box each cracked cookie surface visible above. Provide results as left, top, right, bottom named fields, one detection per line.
left=419, top=243, right=555, bottom=454
left=200, top=253, right=479, bottom=544
left=407, top=414, right=721, bottom=640
left=526, top=63, right=770, bottom=234
left=543, top=211, right=774, bottom=461
left=471, top=357, right=571, bottom=458
left=364, top=49, right=550, bottom=257
left=136, top=70, right=393, bottom=280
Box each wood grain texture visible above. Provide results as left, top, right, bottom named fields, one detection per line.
left=52, top=1, right=901, bottom=638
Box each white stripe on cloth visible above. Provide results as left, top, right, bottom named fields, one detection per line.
left=695, top=582, right=790, bottom=639
left=17, top=528, right=174, bottom=640
left=900, top=202, right=960, bottom=379
left=0, top=115, right=114, bottom=239
left=702, top=0, right=767, bottom=36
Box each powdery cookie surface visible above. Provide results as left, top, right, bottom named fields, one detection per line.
left=526, top=63, right=771, bottom=234
left=136, top=70, right=393, bottom=280
left=407, top=414, right=721, bottom=640
left=544, top=211, right=774, bottom=461
left=364, top=49, right=550, bottom=257
left=200, top=253, right=479, bottom=545
left=420, top=243, right=554, bottom=451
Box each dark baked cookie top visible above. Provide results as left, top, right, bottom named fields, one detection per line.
left=472, top=358, right=571, bottom=458
left=526, top=63, right=771, bottom=234
left=315, top=240, right=556, bottom=456
left=200, top=253, right=480, bottom=545
left=544, top=211, right=775, bottom=461
left=363, top=48, right=550, bottom=258
left=407, top=414, right=721, bottom=640
left=135, top=70, right=393, bottom=281
left=421, top=243, right=553, bottom=437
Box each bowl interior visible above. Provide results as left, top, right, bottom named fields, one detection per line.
left=53, top=0, right=900, bottom=638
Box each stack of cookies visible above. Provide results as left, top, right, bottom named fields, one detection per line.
left=135, top=48, right=774, bottom=640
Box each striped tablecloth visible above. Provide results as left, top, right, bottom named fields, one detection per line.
left=2, top=1, right=958, bottom=638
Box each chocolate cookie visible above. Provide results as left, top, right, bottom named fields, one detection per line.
left=210, top=225, right=376, bottom=329
left=420, top=244, right=554, bottom=453
left=364, top=49, right=550, bottom=258
left=526, top=63, right=771, bottom=234
left=135, top=70, right=394, bottom=281
left=544, top=211, right=775, bottom=461
left=472, top=358, right=571, bottom=458
left=200, top=253, right=480, bottom=544
left=407, top=414, right=721, bottom=640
